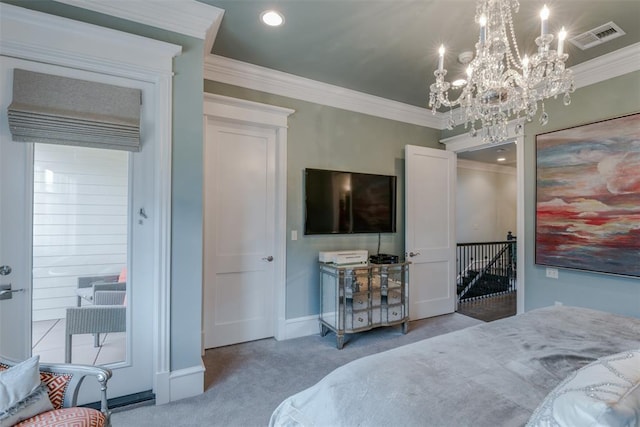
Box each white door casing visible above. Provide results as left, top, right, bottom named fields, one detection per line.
left=441, top=130, right=525, bottom=315
left=202, top=94, right=293, bottom=348
left=0, top=4, right=180, bottom=403
left=0, top=56, right=154, bottom=401
left=405, top=145, right=457, bottom=320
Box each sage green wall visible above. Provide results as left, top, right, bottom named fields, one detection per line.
left=3, top=0, right=205, bottom=370
left=203, top=81, right=441, bottom=318
left=523, top=71, right=640, bottom=317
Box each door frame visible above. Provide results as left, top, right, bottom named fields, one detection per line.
left=440, top=129, right=525, bottom=315
left=1, top=4, right=181, bottom=404
left=203, top=93, right=294, bottom=345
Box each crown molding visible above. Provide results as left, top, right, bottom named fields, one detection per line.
left=204, top=42, right=639, bottom=131
left=0, top=3, right=181, bottom=79
left=52, top=0, right=224, bottom=41
left=204, top=55, right=445, bottom=129
left=571, top=42, right=640, bottom=89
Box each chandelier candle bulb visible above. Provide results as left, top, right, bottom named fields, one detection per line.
left=558, top=27, right=567, bottom=55
left=540, top=5, right=549, bottom=36
left=522, top=55, right=529, bottom=77
left=479, top=15, right=487, bottom=44
left=438, top=45, right=445, bottom=72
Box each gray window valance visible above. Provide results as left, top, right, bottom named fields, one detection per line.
left=8, top=69, right=141, bottom=152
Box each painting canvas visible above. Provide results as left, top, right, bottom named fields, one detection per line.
left=535, top=113, right=640, bottom=277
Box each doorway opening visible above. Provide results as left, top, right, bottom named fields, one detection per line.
left=454, top=142, right=517, bottom=322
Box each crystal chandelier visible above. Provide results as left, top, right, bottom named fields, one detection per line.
left=429, top=0, right=574, bottom=143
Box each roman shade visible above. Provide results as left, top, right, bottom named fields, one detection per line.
left=8, top=69, right=141, bottom=152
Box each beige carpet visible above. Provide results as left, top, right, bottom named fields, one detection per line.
left=111, top=313, right=482, bottom=427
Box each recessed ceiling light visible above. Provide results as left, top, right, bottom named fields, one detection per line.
left=260, top=10, right=284, bottom=27
left=497, top=157, right=506, bottom=162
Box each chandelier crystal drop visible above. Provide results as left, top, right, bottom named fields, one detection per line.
left=428, top=0, right=574, bottom=143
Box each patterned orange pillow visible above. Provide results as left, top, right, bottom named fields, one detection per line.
left=14, top=407, right=105, bottom=427
left=39, top=371, right=72, bottom=410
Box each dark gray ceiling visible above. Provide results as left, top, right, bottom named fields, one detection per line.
left=203, top=0, right=639, bottom=109
left=201, top=1, right=638, bottom=165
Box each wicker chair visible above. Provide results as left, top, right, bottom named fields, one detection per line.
left=0, top=356, right=112, bottom=426
left=75, top=274, right=125, bottom=307
left=65, top=291, right=126, bottom=364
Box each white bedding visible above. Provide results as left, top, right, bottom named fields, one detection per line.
left=269, top=306, right=640, bottom=427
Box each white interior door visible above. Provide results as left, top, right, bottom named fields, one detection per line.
left=0, top=57, right=154, bottom=401
left=203, top=119, right=276, bottom=348
left=405, top=145, right=457, bottom=319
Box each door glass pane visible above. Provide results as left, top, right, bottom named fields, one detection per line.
left=31, top=143, right=128, bottom=365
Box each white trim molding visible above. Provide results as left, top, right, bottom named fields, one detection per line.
left=571, top=42, right=640, bottom=90
left=53, top=0, right=224, bottom=41
left=168, top=362, right=205, bottom=402
left=440, top=122, right=525, bottom=316
left=0, top=3, right=181, bottom=79
left=204, top=43, right=640, bottom=131
left=283, top=315, right=321, bottom=340
left=202, top=93, right=294, bottom=345
left=205, top=55, right=445, bottom=129
left=1, top=2, right=180, bottom=405
left=440, top=120, right=521, bottom=153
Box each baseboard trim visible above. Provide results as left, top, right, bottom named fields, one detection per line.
left=282, top=314, right=320, bottom=340
left=166, top=362, right=205, bottom=402
left=83, top=390, right=154, bottom=412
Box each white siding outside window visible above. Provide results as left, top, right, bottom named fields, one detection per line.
left=32, top=144, right=128, bottom=321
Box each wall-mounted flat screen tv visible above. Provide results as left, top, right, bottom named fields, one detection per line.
left=304, top=168, right=397, bottom=235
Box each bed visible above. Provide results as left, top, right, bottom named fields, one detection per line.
left=269, top=306, right=640, bottom=427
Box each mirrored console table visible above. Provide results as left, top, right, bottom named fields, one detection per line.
left=319, top=261, right=409, bottom=349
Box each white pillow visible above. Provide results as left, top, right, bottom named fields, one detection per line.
left=0, top=383, right=53, bottom=427
left=0, top=355, right=41, bottom=410
left=527, top=349, right=640, bottom=427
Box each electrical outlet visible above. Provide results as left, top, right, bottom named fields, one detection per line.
left=291, top=230, right=298, bottom=241
left=546, top=267, right=559, bottom=279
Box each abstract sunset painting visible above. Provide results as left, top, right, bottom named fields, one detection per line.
left=535, top=113, right=640, bottom=277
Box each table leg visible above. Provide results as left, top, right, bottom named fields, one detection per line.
left=320, top=323, right=329, bottom=337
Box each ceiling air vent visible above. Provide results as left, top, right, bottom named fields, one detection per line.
left=569, top=21, right=625, bottom=50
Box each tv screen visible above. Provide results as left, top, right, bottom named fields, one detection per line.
left=304, top=168, right=397, bottom=235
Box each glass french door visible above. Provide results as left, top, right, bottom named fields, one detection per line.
left=0, top=56, right=154, bottom=401
left=31, top=143, right=129, bottom=366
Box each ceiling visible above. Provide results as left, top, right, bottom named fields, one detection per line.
left=458, top=141, right=517, bottom=167
left=201, top=0, right=639, bottom=165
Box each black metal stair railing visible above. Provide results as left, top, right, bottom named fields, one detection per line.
left=457, top=234, right=517, bottom=302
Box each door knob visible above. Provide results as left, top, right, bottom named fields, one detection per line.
left=408, top=251, right=420, bottom=257
left=262, top=256, right=274, bottom=262
left=0, top=284, right=24, bottom=300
